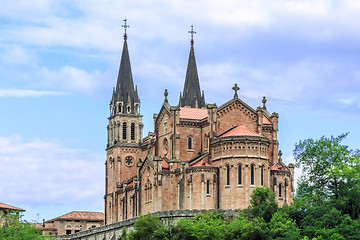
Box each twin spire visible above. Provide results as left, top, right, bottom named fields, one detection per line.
left=179, top=25, right=206, bottom=108
left=110, top=19, right=139, bottom=115
left=111, top=21, right=206, bottom=115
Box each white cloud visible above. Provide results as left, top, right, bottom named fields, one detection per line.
left=0, top=89, right=68, bottom=97
left=0, top=135, right=104, bottom=211
left=39, top=66, right=101, bottom=93
left=0, top=44, right=37, bottom=65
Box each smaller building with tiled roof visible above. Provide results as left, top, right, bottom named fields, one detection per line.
left=0, top=202, right=25, bottom=213
left=0, top=202, right=25, bottom=226
left=37, top=211, right=104, bottom=236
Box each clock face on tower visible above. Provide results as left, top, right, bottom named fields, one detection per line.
left=125, top=156, right=134, bottom=167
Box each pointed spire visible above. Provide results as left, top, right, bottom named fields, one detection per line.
left=111, top=19, right=140, bottom=115
left=179, top=25, right=205, bottom=108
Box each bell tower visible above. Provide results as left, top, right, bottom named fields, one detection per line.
left=105, top=19, right=143, bottom=224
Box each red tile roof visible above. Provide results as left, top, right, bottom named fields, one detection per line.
left=0, top=202, right=24, bottom=212
left=190, top=160, right=211, bottom=167
left=219, top=125, right=261, bottom=138
left=263, top=116, right=272, bottom=124
left=46, top=211, right=104, bottom=223
left=34, top=223, right=57, bottom=231
left=180, top=107, right=207, bottom=120
left=270, top=165, right=284, bottom=170
left=162, top=159, right=169, bottom=170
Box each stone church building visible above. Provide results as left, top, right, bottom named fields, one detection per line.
left=104, top=25, right=294, bottom=225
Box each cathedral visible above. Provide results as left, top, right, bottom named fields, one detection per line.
left=104, top=23, right=294, bottom=225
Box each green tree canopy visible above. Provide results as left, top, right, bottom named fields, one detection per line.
left=294, top=133, right=360, bottom=218
left=0, top=213, right=50, bottom=240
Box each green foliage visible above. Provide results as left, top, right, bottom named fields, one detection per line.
left=294, top=133, right=360, bottom=219
left=175, top=212, right=227, bottom=240
left=0, top=213, right=50, bottom=240
left=248, top=187, right=278, bottom=222
left=128, top=214, right=162, bottom=240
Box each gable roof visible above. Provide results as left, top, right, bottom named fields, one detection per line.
left=0, top=202, right=24, bottom=212
left=180, top=107, right=207, bottom=120
left=190, top=159, right=211, bottom=167
left=263, top=115, right=272, bottom=124
left=162, top=158, right=170, bottom=170
left=218, top=97, right=256, bottom=114
left=218, top=125, right=261, bottom=138
left=46, top=211, right=104, bottom=223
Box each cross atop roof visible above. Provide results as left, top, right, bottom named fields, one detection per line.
left=232, top=83, right=240, bottom=98
left=122, top=18, right=130, bottom=40
left=262, top=96, right=267, bottom=109
left=188, top=25, right=196, bottom=45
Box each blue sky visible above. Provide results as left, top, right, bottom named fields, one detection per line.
left=1, top=0, right=359, bottom=222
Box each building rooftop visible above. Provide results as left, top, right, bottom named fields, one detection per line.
left=46, top=211, right=104, bottom=223
left=218, top=125, right=261, bottom=138
left=0, top=202, right=24, bottom=212
left=179, top=107, right=207, bottom=120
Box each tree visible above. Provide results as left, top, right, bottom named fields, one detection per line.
left=175, top=212, right=227, bottom=240
left=128, top=214, right=162, bottom=240
left=0, top=213, right=50, bottom=240
left=248, top=187, right=278, bottom=222
left=294, top=133, right=360, bottom=219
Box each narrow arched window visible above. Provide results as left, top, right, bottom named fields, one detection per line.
left=118, top=104, right=122, bottom=113
left=188, top=137, right=192, bottom=150
left=206, top=180, right=210, bottom=194
left=279, top=183, right=282, bottom=198
left=122, top=122, right=127, bottom=139
left=261, top=166, right=264, bottom=186
left=131, top=123, right=135, bottom=140
left=238, top=164, right=242, bottom=185
left=251, top=165, right=255, bottom=185
left=226, top=165, right=230, bottom=185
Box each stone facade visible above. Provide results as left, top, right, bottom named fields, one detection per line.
left=104, top=28, right=294, bottom=225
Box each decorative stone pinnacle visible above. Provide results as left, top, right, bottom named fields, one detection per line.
left=278, top=150, right=282, bottom=162
left=164, top=89, right=168, bottom=102
left=188, top=24, right=196, bottom=45
left=122, top=18, right=130, bottom=40
left=262, top=96, right=267, bottom=109
left=232, top=83, right=240, bottom=98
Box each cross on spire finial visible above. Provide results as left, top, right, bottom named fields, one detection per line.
left=262, top=96, right=267, bottom=109
left=232, top=83, right=240, bottom=98
left=188, top=25, right=196, bottom=45
left=164, top=89, right=168, bottom=102
left=122, top=18, right=130, bottom=40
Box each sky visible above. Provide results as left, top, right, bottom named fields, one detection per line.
left=0, top=0, right=359, bottom=223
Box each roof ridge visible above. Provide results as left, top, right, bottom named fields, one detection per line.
left=217, top=125, right=238, bottom=138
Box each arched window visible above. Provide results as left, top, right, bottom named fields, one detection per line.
left=122, top=122, right=127, bottom=139
left=279, top=183, right=282, bottom=198
left=238, top=164, right=242, bottom=185
left=188, top=137, right=192, bottom=150
left=127, top=106, right=131, bottom=113
left=260, top=166, right=264, bottom=186
left=206, top=180, right=210, bottom=194
left=131, top=123, right=135, bottom=140
left=118, top=104, right=122, bottom=113
left=251, top=164, right=255, bottom=185
left=226, top=165, right=230, bottom=185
